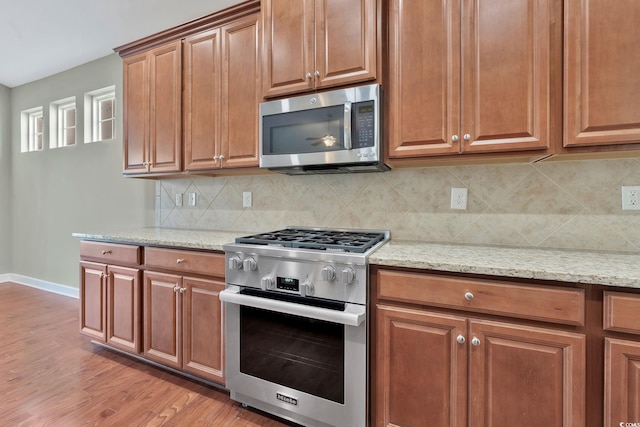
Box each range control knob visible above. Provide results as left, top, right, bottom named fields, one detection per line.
left=321, top=265, right=336, bottom=282
left=228, top=255, right=243, bottom=270
left=243, top=257, right=257, bottom=271
left=341, top=267, right=356, bottom=285
left=261, top=276, right=275, bottom=291
left=301, top=280, right=315, bottom=297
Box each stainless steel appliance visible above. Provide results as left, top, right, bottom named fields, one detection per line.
left=259, top=84, right=389, bottom=174
left=220, top=227, right=389, bottom=427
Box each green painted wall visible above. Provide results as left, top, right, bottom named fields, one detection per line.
left=9, top=54, right=155, bottom=287
left=0, top=83, right=11, bottom=273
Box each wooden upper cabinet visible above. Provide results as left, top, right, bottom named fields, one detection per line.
left=220, top=13, right=261, bottom=169
left=564, top=0, right=640, bottom=148
left=183, top=13, right=260, bottom=171
left=387, top=0, right=560, bottom=159
left=123, top=41, right=182, bottom=174
left=183, top=28, right=222, bottom=171
left=262, top=0, right=377, bottom=98
left=123, top=53, right=149, bottom=173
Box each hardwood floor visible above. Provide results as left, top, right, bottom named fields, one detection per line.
left=0, top=282, right=296, bottom=427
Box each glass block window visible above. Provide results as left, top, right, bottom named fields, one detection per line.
left=21, top=107, right=44, bottom=153
left=84, top=86, right=116, bottom=143
left=49, top=97, right=76, bottom=149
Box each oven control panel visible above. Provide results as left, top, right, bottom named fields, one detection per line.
left=224, top=249, right=368, bottom=305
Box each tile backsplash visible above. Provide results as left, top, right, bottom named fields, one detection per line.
left=156, top=158, right=640, bottom=253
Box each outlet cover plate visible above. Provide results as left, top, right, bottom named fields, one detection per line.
left=451, top=187, right=468, bottom=210
left=622, top=186, right=640, bottom=210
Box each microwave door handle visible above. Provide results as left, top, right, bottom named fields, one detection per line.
left=344, top=102, right=352, bottom=149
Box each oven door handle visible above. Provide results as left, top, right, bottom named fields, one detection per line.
left=220, top=287, right=365, bottom=327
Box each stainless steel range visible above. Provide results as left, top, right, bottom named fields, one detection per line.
left=220, top=227, right=389, bottom=427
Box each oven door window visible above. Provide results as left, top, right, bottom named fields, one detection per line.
left=240, top=306, right=345, bottom=404
left=263, top=105, right=346, bottom=155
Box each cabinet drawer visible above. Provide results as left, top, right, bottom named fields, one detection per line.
left=604, top=291, right=640, bottom=335
left=80, top=241, right=141, bottom=265
left=377, top=270, right=585, bottom=326
left=145, top=247, right=224, bottom=277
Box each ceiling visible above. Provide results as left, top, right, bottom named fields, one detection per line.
left=0, top=0, right=245, bottom=88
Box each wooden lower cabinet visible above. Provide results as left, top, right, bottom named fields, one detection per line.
left=375, top=305, right=585, bottom=426
left=376, top=305, right=468, bottom=427
left=80, top=261, right=141, bottom=354
left=373, top=268, right=587, bottom=427
left=604, top=338, right=640, bottom=426
left=468, top=320, right=585, bottom=427
left=143, top=270, right=225, bottom=384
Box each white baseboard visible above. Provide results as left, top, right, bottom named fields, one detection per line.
left=0, top=274, right=79, bottom=299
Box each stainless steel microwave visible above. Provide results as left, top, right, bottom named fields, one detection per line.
left=259, top=84, right=389, bottom=174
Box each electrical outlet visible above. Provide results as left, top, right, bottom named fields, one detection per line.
left=242, top=191, right=252, bottom=208
left=451, top=187, right=468, bottom=210
left=621, top=186, right=640, bottom=210
left=188, top=192, right=197, bottom=207
left=175, top=193, right=183, bottom=207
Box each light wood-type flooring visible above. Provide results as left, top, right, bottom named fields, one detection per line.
left=0, top=282, right=297, bottom=427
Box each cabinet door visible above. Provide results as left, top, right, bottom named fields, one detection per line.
left=387, top=0, right=461, bottom=158
left=605, top=338, right=640, bottom=427
left=79, top=261, right=107, bottom=342
left=262, top=0, right=314, bottom=97
left=183, top=29, right=222, bottom=171
left=375, top=305, right=467, bottom=427
left=148, top=41, right=182, bottom=173
left=106, top=265, right=141, bottom=354
left=182, top=276, right=225, bottom=384
left=220, top=13, right=261, bottom=169
left=143, top=271, right=182, bottom=369
left=468, top=319, right=585, bottom=427
left=461, top=0, right=559, bottom=153
left=564, top=0, right=640, bottom=147
left=314, top=0, right=377, bottom=90
left=123, top=52, right=149, bottom=173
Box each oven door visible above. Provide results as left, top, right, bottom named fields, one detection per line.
left=221, top=286, right=367, bottom=427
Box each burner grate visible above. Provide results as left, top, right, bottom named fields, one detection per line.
left=235, top=228, right=386, bottom=253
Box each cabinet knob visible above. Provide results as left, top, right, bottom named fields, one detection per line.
left=314, top=70, right=320, bottom=77
left=143, top=161, right=150, bottom=167
left=213, top=155, right=219, bottom=161
left=464, top=292, right=474, bottom=301
left=452, top=135, right=459, bottom=142
left=456, top=334, right=466, bottom=344
left=176, top=258, right=185, bottom=264
left=463, top=134, right=471, bottom=141
left=101, top=250, right=112, bottom=255
left=180, top=287, right=186, bottom=294
left=306, top=72, right=312, bottom=79
left=173, top=286, right=180, bottom=293
left=471, top=337, right=481, bottom=346
left=219, top=155, right=225, bottom=161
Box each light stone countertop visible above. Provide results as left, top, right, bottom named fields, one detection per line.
left=72, top=228, right=242, bottom=252
left=369, top=241, right=640, bottom=289
left=73, top=228, right=640, bottom=289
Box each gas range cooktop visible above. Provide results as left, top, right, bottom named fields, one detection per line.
left=234, top=227, right=388, bottom=254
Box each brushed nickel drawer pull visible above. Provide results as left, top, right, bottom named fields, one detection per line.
left=101, top=250, right=112, bottom=255
left=464, top=292, right=474, bottom=301
left=176, top=258, right=185, bottom=264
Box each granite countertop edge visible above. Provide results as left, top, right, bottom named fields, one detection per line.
left=73, top=228, right=640, bottom=289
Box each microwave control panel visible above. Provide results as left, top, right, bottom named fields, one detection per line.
left=353, top=100, right=376, bottom=149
